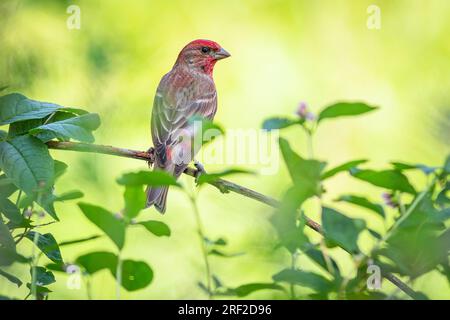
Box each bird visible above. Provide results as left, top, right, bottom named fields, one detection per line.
left=146, top=39, right=231, bottom=213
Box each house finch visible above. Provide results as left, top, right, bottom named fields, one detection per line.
left=146, top=39, right=230, bottom=213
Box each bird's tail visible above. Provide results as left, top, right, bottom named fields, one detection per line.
left=146, top=185, right=169, bottom=214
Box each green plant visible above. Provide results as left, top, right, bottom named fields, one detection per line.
left=261, top=101, right=449, bottom=299
left=0, top=93, right=448, bottom=300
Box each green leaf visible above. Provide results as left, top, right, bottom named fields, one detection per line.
left=137, top=220, right=171, bottom=237
left=36, top=193, right=58, bottom=220
left=322, top=207, right=366, bottom=254
left=271, top=185, right=314, bottom=252
left=0, top=93, right=61, bottom=125
left=54, top=190, right=84, bottom=202
left=59, top=107, right=89, bottom=115
left=26, top=287, right=52, bottom=302
left=196, top=168, right=254, bottom=185
left=0, top=248, right=29, bottom=266
left=208, top=249, right=244, bottom=258
left=0, top=130, right=7, bottom=141
left=368, top=229, right=382, bottom=240
left=336, top=195, right=385, bottom=218
left=121, top=260, right=153, bottom=291
left=273, top=138, right=325, bottom=252
left=189, top=116, right=224, bottom=146
left=44, top=263, right=65, bottom=272
left=262, top=117, right=303, bottom=131
left=440, top=262, right=450, bottom=285
left=0, top=268, right=22, bottom=287
left=116, top=170, right=179, bottom=187
left=6, top=108, right=83, bottom=138
left=29, top=113, right=101, bottom=143
left=0, top=175, right=17, bottom=198
left=76, top=252, right=153, bottom=291
left=321, top=159, right=367, bottom=180
left=0, top=198, right=24, bottom=225
left=25, top=232, right=63, bottom=264
left=0, top=219, right=15, bottom=251
left=317, top=102, right=378, bottom=123
left=443, top=155, right=450, bottom=174
left=123, top=186, right=145, bottom=220
left=350, top=169, right=416, bottom=194
left=302, top=248, right=341, bottom=278
left=8, top=118, right=44, bottom=138
left=76, top=251, right=117, bottom=275
left=279, top=137, right=326, bottom=188
left=78, top=202, right=126, bottom=250
left=375, top=195, right=450, bottom=278
left=212, top=275, right=223, bottom=289
left=17, top=194, right=34, bottom=210
left=31, top=266, right=55, bottom=286
left=232, top=283, right=284, bottom=297
left=272, top=269, right=333, bottom=293
left=204, top=237, right=227, bottom=246
left=26, top=283, right=52, bottom=295
left=390, top=162, right=437, bottom=175
left=0, top=135, right=54, bottom=194
left=9, top=111, right=78, bottom=140
left=0, top=135, right=57, bottom=219
left=54, top=160, right=68, bottom=180
left=197, top=282, right=211, bottom=295
left=436, top=182, right=449, bottom=209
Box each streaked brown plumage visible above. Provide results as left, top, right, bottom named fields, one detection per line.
left=146, top=39, right=230, bottom=213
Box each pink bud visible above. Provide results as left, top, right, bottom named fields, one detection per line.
left=296, top=102, right=308, bottom=118
left=296, top=102, right=316, bottom=121
left=381, top=192, right=398, bottom=208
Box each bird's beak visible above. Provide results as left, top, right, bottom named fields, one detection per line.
left=214, top=48, right=231, bottom=60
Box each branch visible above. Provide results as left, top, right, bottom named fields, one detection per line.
left=46, top=140, right=417, bottom=299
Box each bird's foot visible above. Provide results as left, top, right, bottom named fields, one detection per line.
left=146, top=147, right=155, bottom=168
left=194, top=161, right=207, bottom=184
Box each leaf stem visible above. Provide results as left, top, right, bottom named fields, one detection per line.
left=189, top=194, right=212, bottom=299
left=30, top=219, right=41, bottom=300
left=116, top=251, right=122, bottom=300
left=289, top=251, right=297, bottom=299
left=14, top=226, right=29, bottom=245
left=306, top=131, right=314, bottom=159
left=85, top=275, right=93, bottom=300
left=15, top=190, right=22, bottom=206
left=43, top=112, right=56, bottom=125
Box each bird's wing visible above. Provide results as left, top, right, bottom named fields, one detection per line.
left=151, top=72, right=217, bottom=167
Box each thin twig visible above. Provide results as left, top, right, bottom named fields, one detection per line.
left=46, top=140, right=419, bottom=299
left=14, top=225, right=29, bottom=245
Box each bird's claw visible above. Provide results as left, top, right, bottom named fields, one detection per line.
left=194, top=161, right=206, bottom=184
left=216, top=184, right=229, bottom=194
left=146, top=147, right=155, bottom=168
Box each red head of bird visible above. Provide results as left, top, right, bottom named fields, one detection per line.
left=175, top=39, right=231, bottom=76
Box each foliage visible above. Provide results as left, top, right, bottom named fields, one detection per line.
left=0, top=93, right=169, bottom=299
left=262, top=101, right=449, bottom=300
left=0, top=93, right=448, bottom=300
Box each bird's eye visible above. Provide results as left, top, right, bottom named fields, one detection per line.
left=201, top=46, right=210, bottom=53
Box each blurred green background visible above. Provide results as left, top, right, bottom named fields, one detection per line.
left=0, top=0, right=449, bottom=299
